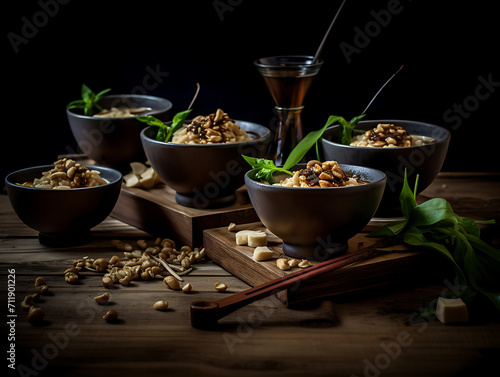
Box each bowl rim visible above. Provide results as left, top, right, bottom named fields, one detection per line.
left=66, top=94, right=173, bottom=120
left=321, top=119, right=451, bottom=150
left=140, top=120, right=271, bottom=148
left=5, top=164, right=122, bottom=191
left=245, top=163, right=387, bottom=191
left=253, top=55, right=324, bottom=68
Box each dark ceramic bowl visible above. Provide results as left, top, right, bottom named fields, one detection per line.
left=321, top=120, right=451, bottom=217
left=141, top=121, right=271, bottom=209
left=67, top=94, right=173, bottom=172
left=5, top=165, right=122, bottom=247
left=245, top=164, right=386, bottom=260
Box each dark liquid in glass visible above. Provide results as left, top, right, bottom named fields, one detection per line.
left=262, top=75, right=315, bottom=109
left=262, top=74, right=315, bottom=164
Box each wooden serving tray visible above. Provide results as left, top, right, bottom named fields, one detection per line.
left=203, top=222, right=433, bottom=306
left=111, top=183, right=259, bottom=247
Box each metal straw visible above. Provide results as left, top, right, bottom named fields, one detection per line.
left=312, top=0, right=347, bottom=64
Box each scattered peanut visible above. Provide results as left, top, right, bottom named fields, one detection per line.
left=288, top=259, right=300, bottom=268
left=164, top=276, right=180, bottom=290
left=36, top=285, right=49, bottom=294
left=34, top=277, right=48, bottom=294
left=21, top=294, right=39, bottom=310
left=276, top=258, right=291, bottom=271
left=227, top=222, right=236, bottom=232
left=93, top=258, right=109, bottom=272
left=34, top=277, right=46, bottom=287
left=64, top=271, right=79, bottom=283
left=215, top=282, right=227, bottom=292
left=94, top=292, right=110, bottom=304
left=298, top=260, right=312, bottom=268
left=27, top=306, right=45, bottom=325
left=182, top=283, right=192, bottom=293
left=153, top=300, right=169, bottom=311
left=102, top=276, right=113, bottom=287
left=103, top=309, right=118, bottom=322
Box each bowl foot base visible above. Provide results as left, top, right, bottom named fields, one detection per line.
left=282, top=241, right=348, bottom=261
left=39, top=230, right=91, bottom=248
left=175, top=192, right=236, bottom=209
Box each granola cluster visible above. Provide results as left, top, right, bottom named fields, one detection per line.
left=17, top=159, right=107, bottom=189
left=351, top=123, right=412, bottom=148
left=172, top=108, right=252, bottom=144
left=276, top=160, right=363, bottom=188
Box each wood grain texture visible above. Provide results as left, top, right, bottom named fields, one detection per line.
left=204, top=222, right=434, bottom=306
left=1, top=173, right=500, bottom=377
left=111, top=184, right=260, bottom=247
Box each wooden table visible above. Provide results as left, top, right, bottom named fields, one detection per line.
left=1, top=173, right=499, bottom=377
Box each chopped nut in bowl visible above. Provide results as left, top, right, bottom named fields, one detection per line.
left=5, top=160, right=122, bottom=247
left=67, top=94, right=172, bottom=172
left=172, top=109, right=253, bottom=145
left=321, top=119, right=451, bottom=216
left=275, top=160, right=366, bottom=188
left=245, top=161, right=386, bottom=260
left=141, top=109, right=271, bottom=208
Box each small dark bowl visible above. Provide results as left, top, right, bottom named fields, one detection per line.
left=5, top=165, right=122, bottom=247
left=141, top=121, right=271, bottom=209
left=245, top=164, right=386, bottom=260
left=321, top=120, right=451, bottom=217
left=67, top=94, right=173, bottom=172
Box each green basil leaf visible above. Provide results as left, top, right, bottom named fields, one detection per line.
left=242, top=155, right=292, bottom=184
left=81, top=84, right=93, bottom=102
left=165, top=109, right=192, bottom=142
left=408, top=198, right=457, bottom=228
left=136, top=116, right=167, bottom=128
left=399, top=170, right=418, bottom=219
left=349, top=114, right=366, bottom=126
left=66, top=100, right=85, bottom=110
left=95, top=88, right=112, bottom=101
left=368, top=219, right=407, bottom=237
left=403, top=226, right=467, bottom=286
left=283, top=115, right=343, bottom=170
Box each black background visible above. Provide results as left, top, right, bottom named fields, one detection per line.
left=2, top=0, right=499, bottom=185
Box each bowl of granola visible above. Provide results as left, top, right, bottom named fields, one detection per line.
left=67, top=94, right=173, bottom=172
left=321, top=120, right=451, bottom=216
left=140, top=109, right=271, bottom=209
left=5, top=158, right=122, bottom=247
left=245, top=160, right=386, bottom=260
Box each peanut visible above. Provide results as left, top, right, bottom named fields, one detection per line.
left=164, top=276, right=180, bottom=290
left=103, top=309, right=118, bottom=322
left=182, top=283, right=192, bottom=293
left=215, top=282, right=227, bottom=292
left=153, top=300, right=169, bottom=311
left=94, top=292, right=110, bottom=304
left=276, top=258, right=291, bottom=271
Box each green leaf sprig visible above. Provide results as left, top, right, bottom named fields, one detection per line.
left=338, top=65, right=404, bottom=145
left=136, top=109, right=192, bottom=143
left=337, top=114, right=366, bottom=145
left=371, top=171, right=500, bottom=312
left=67, top=84, right=111, bottom=116
left=242, top=114, right=362, bottom=184
left=242, top=156, right=293, bottom=183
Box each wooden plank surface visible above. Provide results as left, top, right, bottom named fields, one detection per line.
left=111, top=183, right=260, bottom=248
left=204, top=222, right=433, bottom=306
left=1, top=173, right=500, bottom=377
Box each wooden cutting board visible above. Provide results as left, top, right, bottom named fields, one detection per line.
left=111, top=183, right=259, bottom=248
left=203, top=222, right=434, bottom=306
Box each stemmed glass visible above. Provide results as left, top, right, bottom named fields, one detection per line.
left=254, top=55, right=323, bottom=166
